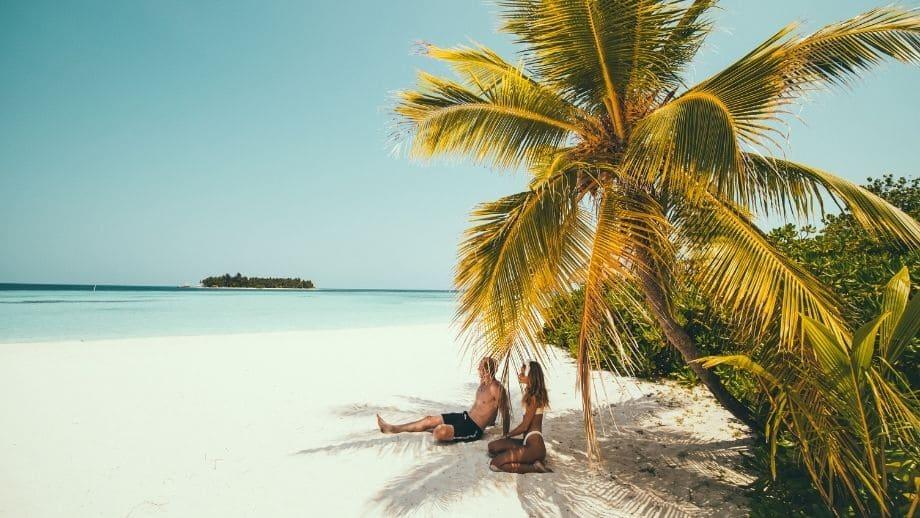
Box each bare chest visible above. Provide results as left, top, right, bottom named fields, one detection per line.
left=474, top=384, right=494, bottom=404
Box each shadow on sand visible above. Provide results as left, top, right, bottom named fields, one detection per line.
left=294, top=394, right=752, bottom=517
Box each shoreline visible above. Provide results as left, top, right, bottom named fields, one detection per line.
left=0, top=321, right=456, bottom=347
left=190, top=286, right=315, bottom=291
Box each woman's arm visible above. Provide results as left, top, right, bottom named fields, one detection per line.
left=505, top=398, right=535, bottom=438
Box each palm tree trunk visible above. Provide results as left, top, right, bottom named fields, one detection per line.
left=638, top=273, right=757, bottom=429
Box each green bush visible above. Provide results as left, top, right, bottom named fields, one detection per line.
left=703, top=268, right=920, bottom=515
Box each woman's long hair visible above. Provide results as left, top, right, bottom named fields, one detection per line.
left=522, top=361, right=549, bottom=409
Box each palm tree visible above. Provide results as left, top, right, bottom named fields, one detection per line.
left=394, top=1, right=920, bottom=457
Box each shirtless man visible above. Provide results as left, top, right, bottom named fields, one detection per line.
left=376, top=357, right=510, bottom=442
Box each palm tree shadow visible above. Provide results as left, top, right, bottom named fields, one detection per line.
left=294, top=434, right=433, bottom=458
left=367, top=434, right=511, bottom=515
left=515, top=398, right=753, bottom=517
left=332, top=395, right=461, bottom=420
left=294, top=395, right=509, bottom=514
left=293, top=395, right=466, bottom=457
left=295, top=393, right=753, bottom=516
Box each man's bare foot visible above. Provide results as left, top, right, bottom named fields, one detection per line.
left=489, top=463, right=502, bottom=472
left=376, top=414, right=394, bottom=433
left=533, top=460, right=553, bottom=473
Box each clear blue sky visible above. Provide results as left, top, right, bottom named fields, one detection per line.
left=1, top=1, right=917, bottom=288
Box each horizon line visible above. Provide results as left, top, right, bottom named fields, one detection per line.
left=0, top=282, right=457, bottom=293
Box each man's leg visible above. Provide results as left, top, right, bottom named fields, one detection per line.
left=377, top=414, right=443, bottom=434
left=432, top=424, right=455, bottom=442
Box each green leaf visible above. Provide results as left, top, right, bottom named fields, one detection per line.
left=879, top=267, right=910, bottom=355
left=850, top=313, right=887, bottom=373
left=697, top=354, right=780, bottom=388
left=802, top=316, right=850, bottom=378
left=887, top=293, right=920, bottom=365
left=625, top=91, right=741, bottom=195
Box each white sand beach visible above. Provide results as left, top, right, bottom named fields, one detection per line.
left=0, top=324, right=754, bottom=517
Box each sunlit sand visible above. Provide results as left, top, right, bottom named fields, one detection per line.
left=0, top=324, right=753, bottom=516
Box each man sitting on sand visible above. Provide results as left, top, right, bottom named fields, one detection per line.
left=377, top=357, right=509, bottom=442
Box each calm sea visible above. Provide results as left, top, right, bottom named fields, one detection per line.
left=0, top=284, right=456, bottom=343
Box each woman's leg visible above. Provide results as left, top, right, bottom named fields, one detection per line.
left=487, top=438, right=523, bottom=457
left=490, top=442, right=547, bottom=473
left=500, top=459, right=552, bottom=474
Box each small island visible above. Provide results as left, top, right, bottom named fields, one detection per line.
left=201, top=273, right=314, bottom=289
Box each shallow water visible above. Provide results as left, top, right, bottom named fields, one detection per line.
left=0, top=285, right=456, bottom=343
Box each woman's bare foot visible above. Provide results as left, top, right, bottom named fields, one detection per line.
left=489, top=463, right=502, bottom=472
left=376, top=414, right=394, bottom=433
left=532, top=460, right=553, bottom=473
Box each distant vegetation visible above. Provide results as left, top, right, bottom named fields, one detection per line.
left=201, top=273, right=314, bottom=289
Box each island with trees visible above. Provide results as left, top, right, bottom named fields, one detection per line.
left=200, top=273, right=314, bottom=289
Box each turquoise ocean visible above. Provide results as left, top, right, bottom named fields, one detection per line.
left=0, top=285, right=456, bottom=343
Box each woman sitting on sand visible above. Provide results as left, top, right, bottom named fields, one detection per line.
left=487, top=361, right=551, bottom=474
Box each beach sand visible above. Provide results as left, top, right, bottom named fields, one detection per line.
left=0, top=324, right=753, bottom=517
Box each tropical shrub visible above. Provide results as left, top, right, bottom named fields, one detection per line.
left=770, top=175, right=920, bottom=326
left=702, top=268, right=920, bottom=516
left=770, top=174, right=920, bottom=390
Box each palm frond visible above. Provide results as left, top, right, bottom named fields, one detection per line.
left=424, top=42, right=601, bottom=125
left=654, top=0, right=718, bottom=91
left=624, top=26, right=800, bottom=206
left=698, top=354, right=781, bottom=391
left=527, top=148, right=582, bottom=189
left=498, top=0, right=687, bottom=136
left=738, top=153, right=827, bottom=220
left=678, top=191, right=845, bottom=348
left=666, top=0, right=717, bottom=46
left=455, top=168, right=591, bottom=363
left=395, top=72, right=581, bottom=169
left=886, top=280, right=920, bottom=366
left=635, top=7, right=920, bottom=204
left=791, top=6, right=920, bottom=89
left=747, top=156, right=920, bottom=248
left=624, top=88, right=742, bottom=201
left=672, top=6, right=920, bottom=144
left=677, top=23, right=800, bottom=146
left=424, top=42, right=534, bottom=94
